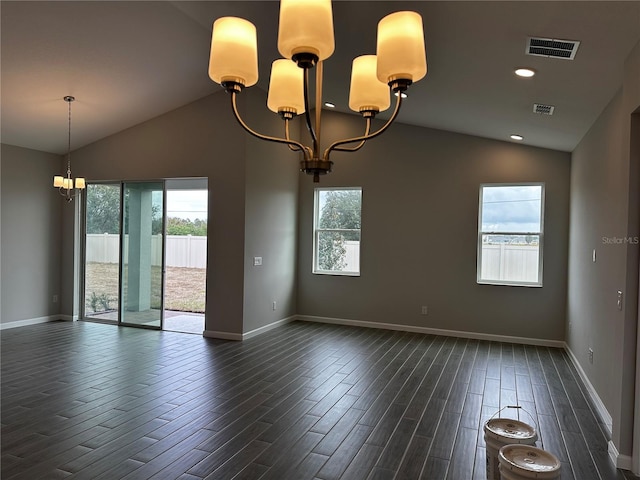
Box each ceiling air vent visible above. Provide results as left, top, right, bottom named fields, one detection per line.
left=526, top=37, right=580, bottom=60
left=533, top=103, right=555, bottom=115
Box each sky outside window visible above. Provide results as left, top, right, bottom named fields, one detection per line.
left=481, top=185, right=542, bottom=233
left=166, top=190, right=208, bottom=221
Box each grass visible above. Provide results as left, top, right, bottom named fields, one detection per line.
left=85, top=262, right=206, bottom=314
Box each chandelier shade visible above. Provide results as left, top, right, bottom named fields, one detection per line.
left=376, top=11, right=427, bottom=85
left=208, top=17, right=259, bottom=87
left=208, top=1, right=427, bottom=182
left=349, top=55, right=390, bottom=114
left=277, top=0, right=334, bottom=62
left=267, top=59, right=306, bottom=115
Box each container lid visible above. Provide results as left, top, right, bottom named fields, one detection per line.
left=484, top=418, right=537, bottom=442
left=499, top=445, right=561, bottom=476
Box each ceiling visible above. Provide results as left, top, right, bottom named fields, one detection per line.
left=1, top=1, right=639, bottom=155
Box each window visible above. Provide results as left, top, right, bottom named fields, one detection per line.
left=477, top=183, right=544, bottom=286
left=313, top=187, right=362, bottom=275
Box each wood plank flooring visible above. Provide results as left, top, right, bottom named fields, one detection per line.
left=1, top=320, right=638, bottom=480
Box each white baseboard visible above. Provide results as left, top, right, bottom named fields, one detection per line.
left=609, top=441, right=633, bottom=470
left=203, top=316, right=296, bottom=341
left=203, top=330, right=243, bottom=341
left=296, top=315, right=565, bottom=348
left=0, top=315, right=61, bottom=330
left=565, top=345, right=613, bottom=435
left=242, top=316, right=296, bottom=340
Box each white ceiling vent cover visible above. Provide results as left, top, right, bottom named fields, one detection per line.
left=533, top=103, right=555, bottom=115
left=526, top=37, right=580, bottom=59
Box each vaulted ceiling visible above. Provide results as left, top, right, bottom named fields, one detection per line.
left=2, top=1, right=639, bottom=155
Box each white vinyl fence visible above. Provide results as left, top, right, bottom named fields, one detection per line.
left=338, top=242, right=538, bottom=282
left=86, top=233, right=207, bottom=268
left=480, top=244, right=539, bottom=282
left=344, top=241, right=360, bottom=272
left=87, top=234, right=537, bottom=280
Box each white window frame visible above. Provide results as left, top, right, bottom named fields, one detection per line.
left=477, top=182, right=545, bottom=287
left=313, top=187, right=362, bottom=276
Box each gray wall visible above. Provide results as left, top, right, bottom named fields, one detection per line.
left=1, top=144, right=63, bottom=324
left=64, top=89, right=298, bottom=336
left=243, top=91, right=300, bottom=334
left=297, top=111, right=571, bottom=341
left=567, top=40, right=640, bottom=457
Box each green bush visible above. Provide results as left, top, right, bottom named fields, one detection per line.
left=89, top=292, right=112, bottom=313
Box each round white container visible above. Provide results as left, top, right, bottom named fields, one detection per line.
left=484, top=418, right=538, bottom=480
left=498, top=444, right=561, bottom=479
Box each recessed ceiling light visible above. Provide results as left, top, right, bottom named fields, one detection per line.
left=515, top=68, right=536, bottom=78
left=510, top=134, right=524, bottom=141
left=394, top=92, right=408, bottom=98
left=324, top=102, right=336, bottom=108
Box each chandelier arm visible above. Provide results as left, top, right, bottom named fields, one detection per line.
left=302, top=67, right=319, bottom=155
left=332, top=118, right=372, bottom=152
left=285, top=118, right=303, bottom=152
left=230, top=91, right=311, bottom=159
left=57, top=186, right=79, bottom=201
left=324, top=92, right=403, bottom=160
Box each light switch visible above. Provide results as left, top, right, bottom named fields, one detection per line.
left=253, top=256, right=262, bottom=266
left=617, top=290, right=623, bottom=310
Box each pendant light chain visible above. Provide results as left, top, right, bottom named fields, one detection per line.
left=54, top=95, right=84, bottom=201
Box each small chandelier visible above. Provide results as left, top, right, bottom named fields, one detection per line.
left=53, top=96, right=85, bottom=202
left=208, top=0, right=427, bottom=182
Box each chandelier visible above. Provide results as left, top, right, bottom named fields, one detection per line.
left=53, top=96, right=85, bottom=201
left=208, top=0, right=427, bottom=182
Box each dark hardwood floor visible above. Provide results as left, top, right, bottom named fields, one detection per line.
left=2, top=320, right=638, bottom=480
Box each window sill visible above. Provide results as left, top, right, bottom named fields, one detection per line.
left=313, top=271, right=360, bottom=277
left=477, top=280, right=542, bottom=288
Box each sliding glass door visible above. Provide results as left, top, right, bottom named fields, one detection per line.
left=120, top=182, right=165, bottom=328
left=84, top=183, right=121, bottom=322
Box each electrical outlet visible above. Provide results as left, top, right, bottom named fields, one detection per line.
left=253, top=256, right=262, bottom=266
left=272, top=301, right=277, bottom=311
left=588, top=348, right=594, bottom=364
left=421, top=306, right=428, bottom=315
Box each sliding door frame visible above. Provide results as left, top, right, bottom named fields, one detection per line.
left=80, top=181, right=122, bottom=324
